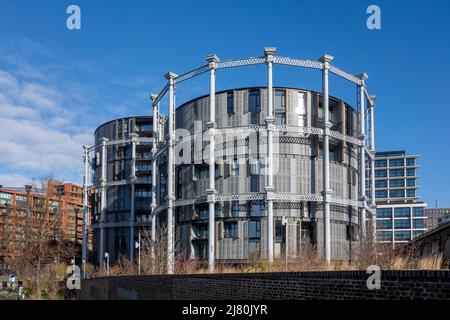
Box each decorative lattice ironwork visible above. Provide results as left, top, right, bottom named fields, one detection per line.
left=174, top=65, right=210, bottom=84
left=329, top=65, right=362, bottom=85
left=274, top=56, right=323, bottom=69
left=216, top=57, right=266, bottom=69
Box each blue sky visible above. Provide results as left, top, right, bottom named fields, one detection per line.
left=0, top=0, right=449, bottom=207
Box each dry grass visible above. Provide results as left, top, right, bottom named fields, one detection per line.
left=90, top=236, right=446, bottom=277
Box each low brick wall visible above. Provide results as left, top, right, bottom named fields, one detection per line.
left=77, top=270, right=450, bottom=300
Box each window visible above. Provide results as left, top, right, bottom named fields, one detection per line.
left=375, top=159, right=387, bottom=167
left=406, top=189, right=415, bottom=198
left=377, top=219, right=393, bottom=229
left=377, top=231, right=393, bottom=241
left=389, top=159, right=404, bottom=167
left=375, top=170, right=387, bottom=178
left=15, top=195, right=28, bottom=207
left=394, top=219, right=410, bottom=229
left=224, top=222, right=238, bottom=238
left=406, top=168, right=416, bottom=176
left=377, top=208, right=392, bottom=218
left=231, top=159, right=239, bottom=176
left=395, top=231, right=411, bottom=241
left=135, top=189, right=151, bottom=197
left=375, top=190, right=387, bottom=199
left=274, top=90, right=286, bottom=125
left=227, top=92, right=234, bottom=115
left=250, top=159, right=262, bottom=175
left=248, top=220, right=261, bottom=238
left=413, top=219, right=424, bottom=229
left=406, top=179, right=415, bottom=187
left=250, top=175, right=260, bottom=192
left=389, top=179, right=404, bottom=188
left=136, top=123, right=152, bottom=132
left=231, top=201, right=239, bottom=217
left=0, top=192, right=12, bottom=205
left=375, top=180, right=388, bottom=188
left=295, top=92, right=306, bottom=126
left=275, top=220, right=283, bottom=241
left=394, top=207, right=410, bottom=217
left=406, top=158, right=415, bottom=166
left=389, top=169, right=404, bottom=177
left=413, top=207, right=424, bottom=217
left=389, top=189, right=404, bottom=198
left=248, top=90, right=260, bottom=113
left=199, top=206, right=208, bottom=220
left=248, top=240, right=260, bottom=255
left=136, top=164, right=151, bottom=172
left=196, top=166, right=209, bottom=180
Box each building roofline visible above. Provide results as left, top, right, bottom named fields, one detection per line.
left=94, top=115, right=153, bottom=136
left=175, top=86, right=356, bottom=112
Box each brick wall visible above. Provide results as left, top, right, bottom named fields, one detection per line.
left=77, top=270, right=450, bottom=300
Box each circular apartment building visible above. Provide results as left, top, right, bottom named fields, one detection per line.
left=165, top=87, right=362, bottom=263
left=88, top=48, right=376, bottom=271
left=91, top=116, right=158, bottom=264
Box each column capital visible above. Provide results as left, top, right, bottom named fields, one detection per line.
left=319, top=54, right=334, bottom=68
left=356, top=72, right=369, bottom=83
left=205, top=54, right=220, bottom=69
left=165, top=71, right=178, bottom=83
left=369, top=95, right=376, bottom=106
left=129, top=133, right=138, bottom=142
left=150, top=93, right=158, bottom=103
left=264, top=47, right=276, bottom=62
left=100, top=137, right=109, bottom=144
left=206, top=189, right=217, bottom=202
left=265, top=189, right=275, bottom=200
left=83, top=144, right=89, bottom=151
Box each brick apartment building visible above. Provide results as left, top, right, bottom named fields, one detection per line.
left=0, top=179, right=92, bottom=271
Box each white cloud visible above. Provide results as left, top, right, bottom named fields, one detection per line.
left=0, top=173, right=32, bottom=188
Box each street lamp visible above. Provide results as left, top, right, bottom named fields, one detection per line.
left=104, top=252, right=109, bottom=276
left=135, top=231, right=141, bottom=275
left=282, top=216, right=288, bottom=272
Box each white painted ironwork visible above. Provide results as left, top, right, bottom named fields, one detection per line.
left=174, top=65, right=210, bottom=84
left=274, top=56, right=323, bottom=69
left=216, top=57, right=266, bottom=69
left=329, top=65, right=362, bottom=85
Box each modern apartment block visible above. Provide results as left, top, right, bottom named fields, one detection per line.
left=367, top=151, right=427, bottom=247
left=0, top=179, right=91, bottom=272
left=424, top=208, right=450, bottom=230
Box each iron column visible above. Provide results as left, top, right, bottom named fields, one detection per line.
left=369, top=95, right=377, bottom=240
left=150, top=93, right=159, bottom=262
left=319, top=54, right=334, bottom=264
left=82, top=145, right=89, bottom=278
left=357, top=73, right=368, bottom=240
left=165, top=72, right=178, bottom=275
left=129, top=133, right=138, bottom=261
left=99, top=137, right=108, bottom=269
left=264, top=47, right=276, bottom=265
left=205, top=54, right=219, bottom=273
